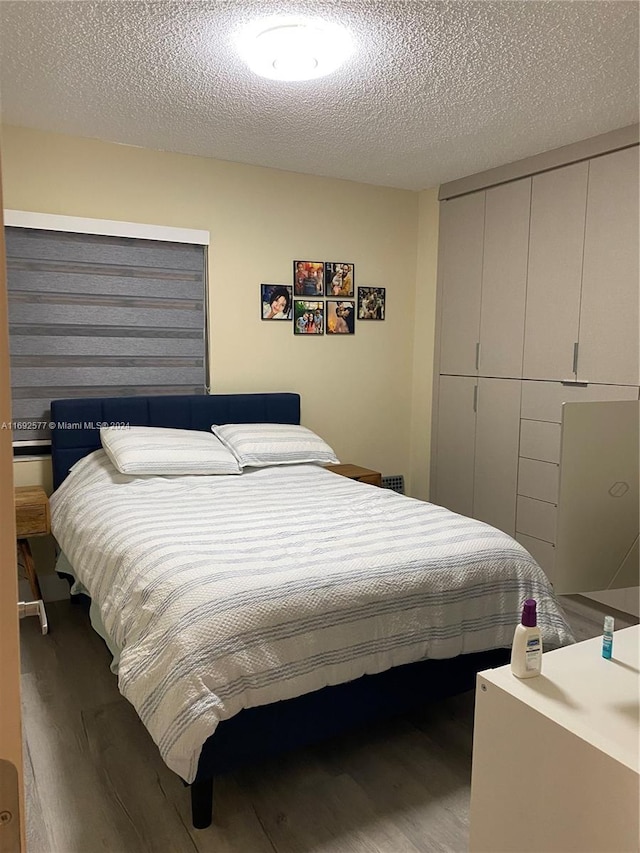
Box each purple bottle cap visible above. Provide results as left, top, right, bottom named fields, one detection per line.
left=522, top=598, right=537, bottom=627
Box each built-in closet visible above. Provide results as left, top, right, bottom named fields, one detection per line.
left=431, top=129, right=639, bottom=599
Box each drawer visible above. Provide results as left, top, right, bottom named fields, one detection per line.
left=358, top=473, right=382, bottom=487
left=521, top=381, right=639, bottom=424
left=517, top=458, right=559, bottom=504
left=325, top=464, right=382, bottom=487
left=516, top=533, right=556, bottom=582
left=519, top=419, right=561, bottom=463
left=516, top=495, right=557, bottom=544
left=15, top=503, right=49, bottom=537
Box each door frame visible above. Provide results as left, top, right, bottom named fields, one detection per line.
left=0, top=154, right=26, bottom=851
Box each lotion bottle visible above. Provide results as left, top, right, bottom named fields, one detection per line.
left=510, top=598, right=542, bottom=678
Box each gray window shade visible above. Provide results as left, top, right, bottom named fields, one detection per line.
left=6, top=227, right=207, bottom=444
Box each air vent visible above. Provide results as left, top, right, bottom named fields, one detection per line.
left=381, top=474, right=405, bottom=494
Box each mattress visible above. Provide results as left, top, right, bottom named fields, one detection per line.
left=50, top=450, right=574, bottom=782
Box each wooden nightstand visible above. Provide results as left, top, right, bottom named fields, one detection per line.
left=15, top=485, right=50, bottom=601
left=325, top=463, right=383, bottom=488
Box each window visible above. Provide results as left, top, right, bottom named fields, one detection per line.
left=5, top=215, right=208, bottom=450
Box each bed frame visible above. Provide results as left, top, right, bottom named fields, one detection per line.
left=50, top=392, right=509, bottom=829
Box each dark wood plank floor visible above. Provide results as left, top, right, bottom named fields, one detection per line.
left=20, top=596, right=637, bottom=853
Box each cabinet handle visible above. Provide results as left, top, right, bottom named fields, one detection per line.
left=475, top=342, right=481, bottom=371
left=473, top=384, right=478, bottom=413
left=572, top=342, right=579, bottom=375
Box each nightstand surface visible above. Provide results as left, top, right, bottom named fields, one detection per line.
left=325, top=463, right=382, bottom=487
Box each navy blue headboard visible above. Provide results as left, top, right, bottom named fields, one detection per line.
left=50, top=393, right=301, bottom=491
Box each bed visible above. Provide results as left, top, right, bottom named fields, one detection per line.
left=49, top=392, right=575, bottom=829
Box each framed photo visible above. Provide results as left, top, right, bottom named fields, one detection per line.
left=293, top=300, right=324, bottom=335
left=325, top=262, right=354, bottom=297
left=326, top=300, right=355, bottom=335
left=261, top=284, right=293, bottom=320
left=293, top=260, right=324, bottom=297
left=357, top=286, right=386, bottom=320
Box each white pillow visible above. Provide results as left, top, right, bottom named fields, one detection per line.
left=211, top=422, right=339, bottom=468
left=100, top=426, right=242, bottom=475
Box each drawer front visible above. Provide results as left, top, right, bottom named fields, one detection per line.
left=516, top=533, right=556, bottom=582
left=519, top=419, right=561, bottom=463
left=358, top=473, right=382, bottom=487
left=516, top=496, right=557, bottom=544
left=521, top=381, right=639, bottom=423
left=16, top=504, right=49, bottom=537
left=517, top=458, right=559, bottom=504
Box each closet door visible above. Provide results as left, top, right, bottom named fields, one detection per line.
left=578, top=146, right=640, bottom=386
left=433, top=375, right=477, bottom=517
left=478, top=179, right=531, bottom=379
left=523, top=162, right=589, bottom=381
left=473, top=378, right=522, bottom=536
left=438, top=193, right=485, bottom=376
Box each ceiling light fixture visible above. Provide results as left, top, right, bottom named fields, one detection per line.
left=236, top=16, right=354, bottom=82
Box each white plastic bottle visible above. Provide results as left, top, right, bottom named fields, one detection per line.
left=510, top=598, right=542, bottom=678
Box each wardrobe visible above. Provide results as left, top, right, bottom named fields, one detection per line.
left=431, top=130, right=639, bottom=604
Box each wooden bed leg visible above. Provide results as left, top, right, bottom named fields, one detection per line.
left=190, top=778, right=214, bottom=829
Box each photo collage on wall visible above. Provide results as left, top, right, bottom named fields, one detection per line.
left=261, top=260, right=385, bottom=335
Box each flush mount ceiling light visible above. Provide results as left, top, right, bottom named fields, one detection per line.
left=236, top=16, right=354, bottom=81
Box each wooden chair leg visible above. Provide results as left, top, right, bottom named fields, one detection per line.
left=190, top=777, right=214, bottom=829
left=17, top=538, right=42, bottom=601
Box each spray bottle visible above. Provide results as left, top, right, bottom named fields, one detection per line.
left=602, top=615, right=614, bottom=659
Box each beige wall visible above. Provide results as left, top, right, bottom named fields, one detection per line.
left=1, top=124, right=440, bottom=590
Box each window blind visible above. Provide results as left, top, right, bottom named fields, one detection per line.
left=6, top=227, right=207, bottom=445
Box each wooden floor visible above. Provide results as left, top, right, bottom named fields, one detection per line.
left=20, top=596, right=637, bottom=853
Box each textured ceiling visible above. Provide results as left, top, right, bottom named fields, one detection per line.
left=0, top=0, right=638, bottom=190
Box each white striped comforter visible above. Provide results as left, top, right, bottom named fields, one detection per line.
left=50, top=450, right=574, bottom=782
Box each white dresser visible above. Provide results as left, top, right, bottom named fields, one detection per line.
left=469, top=625, right=640, bottom=853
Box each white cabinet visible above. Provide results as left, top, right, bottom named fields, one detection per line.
left=433, top=375, right=477, bottom=517
left=438, top=194, right=485, bottom=376
left=439, top=179, right=531, bottom=379
left=523, top=147, right=639, bottom=384
left=523, top=162, right=588, bottom=381
left=478, top=179, right=531, bottom=379
left=473, top=378, right=522, bottom=535
left=578, top=146, right=640, bottom=385
left=433, top=138, right=640, bottom=601
left=469, top=626, right=640, bottom=853
left=434, top=380, right=638, bottom=584
left=515, top=382, right=639, bottom=585
left=434, top=376, right=521, bottom=536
